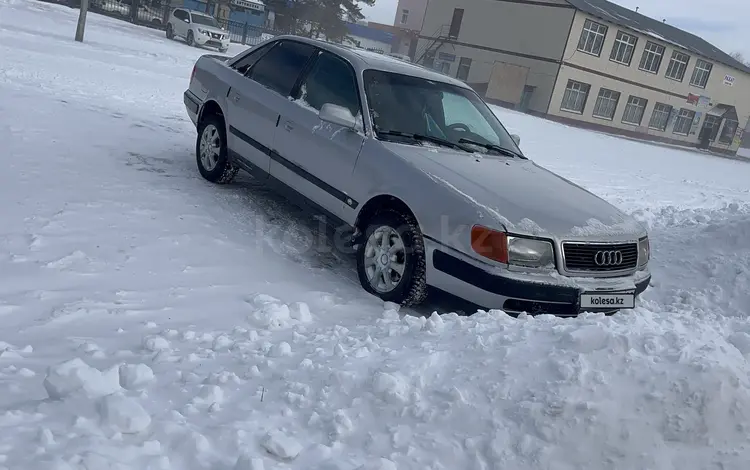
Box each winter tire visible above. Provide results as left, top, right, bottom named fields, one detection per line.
left=166, top=23, right=174, bottom=39
left=356, top=210, right=428, bottom=307
left=196, top=114, right=238, bottom=184
left=187, top=30, right=195, bottom=47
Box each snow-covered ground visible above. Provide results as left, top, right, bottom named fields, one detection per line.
left=2, top=1, right=750, bottom=469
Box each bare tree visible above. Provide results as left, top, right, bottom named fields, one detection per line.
left=730, top=51, right=750, bottom=67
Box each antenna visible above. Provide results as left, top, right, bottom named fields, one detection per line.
left=635, top=7, right=639, bottom=12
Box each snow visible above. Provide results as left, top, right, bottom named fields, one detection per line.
left=2, top=1, right=750, bottom=469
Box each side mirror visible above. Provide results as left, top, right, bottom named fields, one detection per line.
left=511, top=134, right=521, bottom=146
left=319, top=103, right=357, bottom=130
left=184, top=18, right=190, bottom=23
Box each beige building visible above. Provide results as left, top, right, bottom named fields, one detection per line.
left=411, top=0, right=750, bottom=155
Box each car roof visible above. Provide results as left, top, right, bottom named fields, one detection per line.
left=270, top=35, right=471, bottom=90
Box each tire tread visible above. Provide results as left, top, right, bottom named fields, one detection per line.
left=358, top=209, right=428, bottom=307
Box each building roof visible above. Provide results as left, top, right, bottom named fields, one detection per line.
left=566, top=0, right=750, bottom=74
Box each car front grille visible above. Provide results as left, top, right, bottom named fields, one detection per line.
left=562, top=242, right=638, bottom=273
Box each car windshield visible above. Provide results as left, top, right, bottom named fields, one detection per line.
left=191, top=14, right=219, bottom=27
left=363, top=69, right=522, bottom=156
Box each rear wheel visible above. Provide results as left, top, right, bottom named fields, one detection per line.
left=166, top=23, right=174, bottom=39
left=195, top=114, right=238, bottom=184
left=356, top=210, right=428, bottom=307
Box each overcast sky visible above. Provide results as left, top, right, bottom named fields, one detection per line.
left=361, top=0, right=750, bottom=59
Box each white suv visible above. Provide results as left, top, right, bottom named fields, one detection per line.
left=166, top=8, right=230, bottom=53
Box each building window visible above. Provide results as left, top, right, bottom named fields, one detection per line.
left=639, top=41, right=665, bottom=73
left=690, top=59, right=713, bottom=88
left=448, top=8, right=464, bottom=39
left=400, top=9, right=409, bottom=24
left=577, top=19, right=608, bottom=56
left=560, top=80, right=590, bottom=113
left=719, top=119, right=739, bottom=144
left=622, top=96, right=647, bottom=125
left=609, top=31, right=637, bottom=65
left=673, top=108, right=696, bottom=135
left=592, top=88, right=620, bottom=120
left=648, top=103, right=673, bottom=131
left=665, top=51, right=690, bottom=81
left=456, top=57, right=472, bottom=81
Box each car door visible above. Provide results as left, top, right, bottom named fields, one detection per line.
left=272, top=49, right=366, bottom=221
left=173, top=9, right=188, bottom=37
left=224, top=40, right=316, bottom=177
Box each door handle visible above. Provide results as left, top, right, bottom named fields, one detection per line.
left=284, top=121, right=294, bottom=132
left=233, top=94, right=240, bottom=103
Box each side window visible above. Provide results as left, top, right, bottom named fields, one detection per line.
left=248, top=41, right=316, bottom=97
left=294, top=51, right=361, bottom=119
left=231, top=42, right=275, bottom=75
left=174, top=9, right=187, bottom=21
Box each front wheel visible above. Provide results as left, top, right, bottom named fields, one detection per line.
left=196, top=114, right=239, bottom=184
left=356, top=210, right=428, bottom=307
left=186, top=30, right=195, bottom=47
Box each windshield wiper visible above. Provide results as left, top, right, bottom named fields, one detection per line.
left=458, top=138, right=527, bottom=159
left=377, top=130, right=473, bottom=153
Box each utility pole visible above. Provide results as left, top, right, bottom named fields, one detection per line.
left=75, top=0, right=89, bottom=42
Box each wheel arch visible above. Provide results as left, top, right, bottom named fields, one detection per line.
left=198, top=100, right=225, bottom=128
left=354, top=194, right=420, bottom=234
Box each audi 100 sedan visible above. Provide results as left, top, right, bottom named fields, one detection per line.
left=183, top=35, right=651, bottom=316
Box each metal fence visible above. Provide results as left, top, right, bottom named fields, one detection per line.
left=53, top=0, right=281, bottom=46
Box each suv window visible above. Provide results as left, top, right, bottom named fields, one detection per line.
left=173, top=9, right=187, bottom=21
left=294, top=51, right=361, bottom=119
left=248, top=40, right=316, bottom=97
left=231, top=42, right=276, bottom=75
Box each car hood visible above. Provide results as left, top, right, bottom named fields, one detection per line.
left=194, top=24, right=226, bottom=35
left=385, top=142, right=645, bottom=240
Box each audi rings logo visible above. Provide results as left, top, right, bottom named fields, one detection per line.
left=594, top=250, right=623, bottom=266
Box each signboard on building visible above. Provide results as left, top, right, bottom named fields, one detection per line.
left=437, top=52, right=456, bottom=62
left=231, top=0, right=264, bottom=12
left=724, top=74, right=736, bottom=86
left=687, top=93, right=711, bottom=109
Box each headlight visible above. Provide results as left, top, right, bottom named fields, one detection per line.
left=471, top=226, right=555, bottom=269
left=198, top=28, right=208, bottom=35
left=507, top=235, right=555, bottom=268
left=638, top=237, right=650, bottom=268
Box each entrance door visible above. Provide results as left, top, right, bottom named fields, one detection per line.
left=698, top=114, right=721, bottom=149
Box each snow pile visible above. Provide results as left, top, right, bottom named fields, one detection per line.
left=1, top=1, right=750, bottom=469
left=43, top=358, right=121, bottom=400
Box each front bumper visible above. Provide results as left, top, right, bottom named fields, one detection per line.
left=424, top=239, right=651, bottom=316
left=193, top=31, right=230, bottom=49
